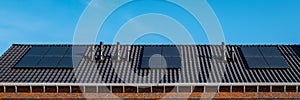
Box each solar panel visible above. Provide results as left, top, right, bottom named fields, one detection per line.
left=37, top=57, right=61, bottom=67
left=57, top=57, right=72, bottom=67
left=259, top=47, right=282, bottom=57
left=140, top=57, right=162, bottom=69
left=25, top=46, right=49, bottom=56
left=15, top=46, right=84, bottom=69
left=244, top=57, right=269, bottom=68
left=242, top=46, right=290, bottom=69
left=65, top=46, right=87, bottom=57
left=45, top=47, right=68, bottom=57
left=140, top=57, right=182, bottom=69
left=162, top=47, right=181, bottom=57
left=163, top=57, right=182, bottom=68
left=15, top=56, right=41, bottom=68
left=57, top=57, right=82, bottom=68
left=265, top=57, right=289, bottom=68
left=240, top=47, right=262, bottom=57
left=291, top=45, right=300, bottom=55
left=143, top=47, right=162, bottom=57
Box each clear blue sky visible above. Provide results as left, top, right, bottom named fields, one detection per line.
left=1, top=0, right=300, bottom=56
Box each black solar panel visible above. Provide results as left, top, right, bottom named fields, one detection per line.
left=37, top=57, right=61, bottom=67
left=15, top=56, right=41, bottom=67
left=140, top=57, right=162, bottom=69
left=57, top=57, right=81, bottom=68
left=164, top=57, right=182, bottom=68
left=15, top=46, right=83, bottom=69
left=45, top=47, right=68, bottom=56
left=141, top=46, right=182, bottom=69
left=162, top=47, right=180, bottom=57
left=25, top=46, right=49, bottom=56
left=57, top=57, right=72, bottom=67
left=244, top=57, right=269, bottom=68
left=140, top=57, right=182, bottom=69
left=241, top=46, right=289, bottom=69
left=265, top=57, right=290, bottom=68
left=143, top=47, right=162, bottom=57
left=240, top=47, right=262, bottom=57
left=65, top=46, right=87, bottom=57
left=259, top=47, right=282, bottom=57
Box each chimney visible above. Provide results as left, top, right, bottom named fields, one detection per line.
left=116, top=42, right=120, bottom=61
left=222, top=42, right=227, bottom=61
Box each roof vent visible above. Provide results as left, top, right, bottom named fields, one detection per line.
left=127, top=46, right=131, bottom=61
left=90, top=45, right=95, bottom=60
left=231, top=46, right=235, bottom=61
left=221, top=42, right=227, bottom=61
left=116, top=42, right=121, bottom=61
left=95, top=41, right=104, bottom=61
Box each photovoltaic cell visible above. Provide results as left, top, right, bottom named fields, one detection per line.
left=45, top=47, right=68, bottom=56
left=37, top=57, right=61, bottom=67
left=265, top=57, right=289, bottom=68
left=163, top=57, right=182, bottom=68
left=240, top=47, right=262, bottom=57
left=143, top=47, right=162, bottom=57
left=25, top=46, right=49, bottom=56
left=15, top=56, right=41, bottom=67
left=140, top=56, right=182, bottom=69
left=65, top=46, right=87, bottom=57
left=57, top=57, right=72, bottom=67
left=244, top=57, right=269, bottom=68
left=141, top=46, right=182, bottom=69
left=162, top=47, right=181, bottom=57
left=259, top=47, right=282, bottom=57
left=140, top=57, right=161, bottom=69
left=57, top=57, right=82, bottom=68
left=291, top=45, right=300, bottom=55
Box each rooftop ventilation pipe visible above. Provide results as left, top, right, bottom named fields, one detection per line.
left=127, top=46, right=131, bottom=61
left=222, top=42, right=227, bottom=61
left=95, top=41, right=104, bottom=61
left=116, top=42, right=120, bottom=61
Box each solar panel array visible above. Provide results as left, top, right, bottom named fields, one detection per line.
left=241, top=46, right=289, bottom=69
left=15, top=46, right=86, bottom=68
left=140, top=46, right=181, bottom=69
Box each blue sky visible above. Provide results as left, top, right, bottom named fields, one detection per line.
left=0, top=0, right=300, bottom=56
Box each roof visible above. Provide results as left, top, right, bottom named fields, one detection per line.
left=0, top=44, right=300, bottom=84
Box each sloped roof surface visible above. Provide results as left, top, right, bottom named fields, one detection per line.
left=0, top=44, right=300, bottom=83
